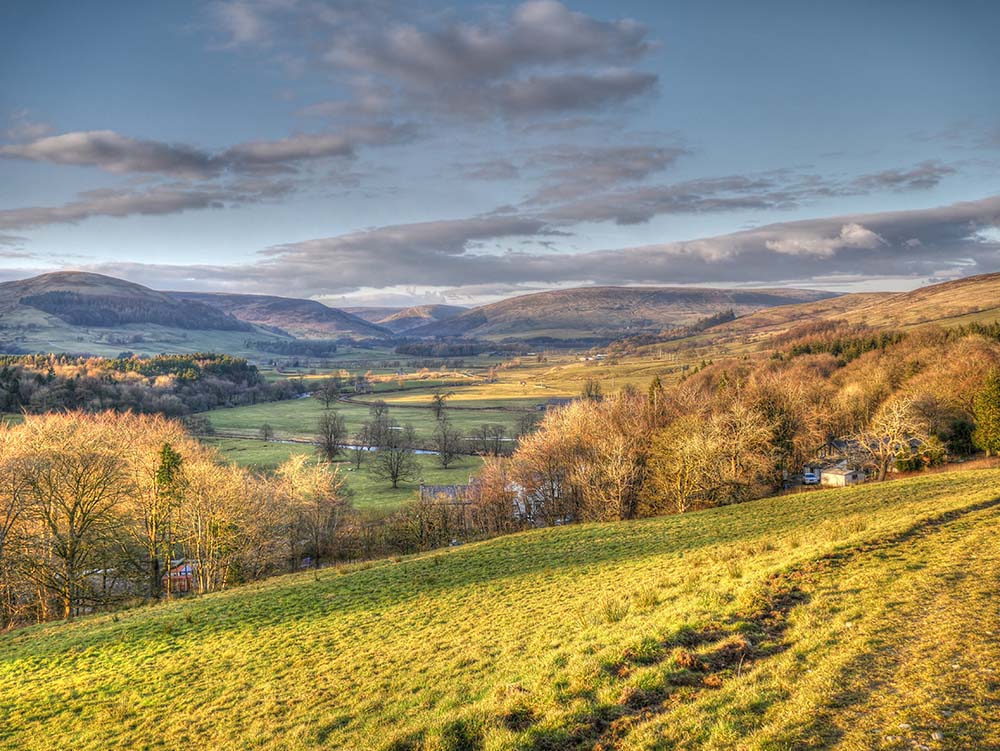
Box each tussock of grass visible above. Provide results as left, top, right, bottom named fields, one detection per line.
left=2, top=469, right=999, bottom=750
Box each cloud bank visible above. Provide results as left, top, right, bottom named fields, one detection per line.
left=36, top=195, right=997, bottom=299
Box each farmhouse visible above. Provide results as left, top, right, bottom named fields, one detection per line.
left=820, top=467, right=866, bottom=487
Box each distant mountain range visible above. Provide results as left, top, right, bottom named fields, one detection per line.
left=401, top=286, right=839, bottom=339
left=2, top=270, right=999, bottom=356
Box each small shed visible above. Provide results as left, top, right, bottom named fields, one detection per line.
left=820, top=468, right=866, bottom=487
left=161, top=561, right=194, bottom=593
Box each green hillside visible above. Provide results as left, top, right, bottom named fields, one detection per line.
left=3, top=468, right=998, bottom=750
left=0, top=272, right=291, bottom=357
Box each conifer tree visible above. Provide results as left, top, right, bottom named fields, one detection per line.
left=973, top=368, right=1000, bottom=456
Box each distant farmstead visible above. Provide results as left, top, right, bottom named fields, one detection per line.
left=819, top=468, right=866, bottom=487
left=537, top=397, right=574, bottom=412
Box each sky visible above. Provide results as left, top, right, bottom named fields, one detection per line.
left=1, top=0, right=999, bottom=307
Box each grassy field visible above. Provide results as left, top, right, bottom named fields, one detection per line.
left=207, top=396, right=534, bottom=445
left=205, top=436, right=483, bottom=511
left=3, top=468, right=998, bottom=750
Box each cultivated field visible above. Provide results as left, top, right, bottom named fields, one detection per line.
left=3, top=468, right=998, bottom=750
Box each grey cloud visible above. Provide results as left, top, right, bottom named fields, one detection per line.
left=78, top=195, right=1000, bottom=297
left=210, top=1, right=658, bottom=120
left=540, top=175, right=795, bottom=225
left=0, top=234, right=29, bottom=248
left=0, top=187, right=229, bottom=230
left=220, top=123, right=414, bottom=173
left=492, top=70, right=657, bottom=117
left=851, top=160, right=957, bottom=192
left=75, top=214, right=562, bottom=294
left=526, top=144, right=686, bottom=203
left=3, top=111, right=53, bottom=142
left=533, top=159, right=957, bottom=226
left=297, top=83, right=393, bottom=119
left=325, top=1, right=651, bottom=85
left=0, top=178, right=298, bottom=231
left=1, top=124, right=414, bottom=179
left=0, top=131, right=220, bottom=179
left=458, top=159, right=520, bottom=180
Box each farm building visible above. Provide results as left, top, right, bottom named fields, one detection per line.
left=820, top=468, right=866, bottom=487
left=161, top=561, right=195, bottom=593
left=419, top=483, right=470, bottom=503
left=419, top=477, right=482, bottom=503
left=537, top=397, right=574, bottom=411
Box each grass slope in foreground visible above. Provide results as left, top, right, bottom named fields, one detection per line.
left=3, top=469, right=1000, bottom=750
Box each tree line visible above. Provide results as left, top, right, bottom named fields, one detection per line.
left=0, top=412, right=347, bottom=626
left=472, top=325, right=1000, bottom=524
left=0, top=353, right=306, bottom=416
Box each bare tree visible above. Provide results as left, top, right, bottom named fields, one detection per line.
left=433, top=418, right=463, bottom=468
left=647, top=416, right=722, bottom=514
left=855, top=397, right=929, bottom=481
left=20, top=426, right=128, bottom=620
left=259, top=423, right=274, bottom=441
left=313, top=378, right=341, bottom=409
left=515, top=412, right=540, bottom=438
left=365, top=402, right=392, bottom=449
left=582, top=379, right=603, bottom=401
left=348, top=426, right=370, bottom=469
left=474, top=424, right=508, bottom=456
left=0, top=433, right=29, bottom=623
left=430, top=391, right=453, bottom=420
left=372, top=424, right=420, bottom=488
left=316, top=411, right=347, bottom=462
left=278, top=456, right=348, bottom=568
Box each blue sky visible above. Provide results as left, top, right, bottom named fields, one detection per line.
left=1, top=0, right=998, bottom=305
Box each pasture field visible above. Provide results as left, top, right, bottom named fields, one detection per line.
left=205, top=436, right=482, bottom=510
left=207, top=395, right=534, bottom=445
left=3, top=468, right=998, bottom=750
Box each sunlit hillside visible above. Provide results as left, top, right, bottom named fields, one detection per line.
left=3, top=468, right=998, bottom=750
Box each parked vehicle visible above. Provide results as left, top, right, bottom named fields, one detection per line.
left=802, top=472, right=820, bottom=485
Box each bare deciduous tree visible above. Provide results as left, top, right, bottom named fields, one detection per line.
left=313, top=378, right=341, bottom=409
left=317, top=411, right=347, bottom=462
left=433, top=418, right=463, bottom=468
left=372, top=424, right=420, bottom=489
left=855, top=397, right=929, bottom=481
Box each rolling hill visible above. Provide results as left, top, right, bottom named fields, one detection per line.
left=374, top=304, right=468, bottom=333
left=0, top=272, right=251, bottom=331
left=341, top=306, right=400, bottom=324
left=168, top=292, right=391, bottom=340
left=344, top=304, right=467, bottom=333
left=0, top=272, right=290, bottom=357
left=405, top=286, right=839, bottom=340
left=710, top=271, right=1000, bottom=345
left=3, top=467, right=998, bottom=750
